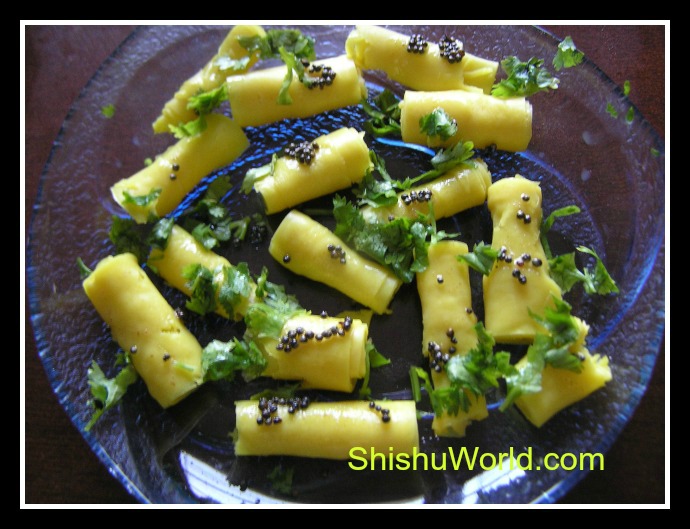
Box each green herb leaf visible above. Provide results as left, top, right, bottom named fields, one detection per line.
left=77, top=257, right=93, bottom=280
left=238, top=29, right=316, bottom=61
left=122, top=188, right=161, bottom=208
left=333, top=196, right=433, bottom=283
left=625, top=106, right=635, bottom=124
left=623, top=80, right=631, bottom=97
left=101, top=104, right=115, bottom=118
left=358, top=339, right=391, bottom=399
left=214, top=55, right=251, bottom=72
left=552, top=36, right=584, bottom=71
left=218, top=263, right=253, bottom=317
left=182, top=263, right=218, bottom=316
left=147, top=217, right=174, bottom=251
left=242, top=154, right=277, bottom=194
left=361, top=89, right=402, bottom=137
left=201, top=338, right=267, bottom=382
left=267, top=464, right=295, bottom=495
left=549, top=247, right=619, bottom=295
left=606, top=103, right=619, bottom=118
left=85, top=360, right=138, bottom=432
left=109, top=216, right=150, bottom=264
left=419, top=107, right=458, bottom=141
left=491, top=56, right=560, bottom=98
left=169, top=116, right=207, bottom=138
left=187, top=84, right=228, bottom=116
left=457, top=241, right=498, bottom=275
left=540, top=204, right=581, bottom=259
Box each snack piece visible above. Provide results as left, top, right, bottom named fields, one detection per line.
left=269, top=210, right=403, bottom=314
left=483, top=175, right=562, bottom=344
left=361, top=159, right=492, bottom=222
left=345, top=25, right=498, bottom=94
left=147, top=224, right=258, bottom=321
left=82, top=253, right=203, bottom=408
left=111, top=114, right=249, bottom=223
left=247, top=127, right=372, bottom=214
left=399, top=90, right=532, bottom=152
left=234, top=399, right=420, bottom=459
left=253, top=313, right=368, bottom=393
left=416, top=241, right=488, bottom=437
left=152, top=25, right=266, bottom=134
left=225, top=54, right=366, bottom=128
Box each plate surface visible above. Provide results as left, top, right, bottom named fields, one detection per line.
left=27, top=25, right=665, bottom=504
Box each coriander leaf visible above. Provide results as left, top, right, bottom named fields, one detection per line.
left=169, top=116, right=207, bottom=138
left=267, top=464, right=295, bottom=496
left=190, top=222, right=220, bottom=250
left=109, top=216, right=150, bottom=264
left=419, top=107, right=458, bottom=141
left=182, top=263, right=218, bottom=316
left=500, top=342, right=545, bottom=411
left=361, top=89, right=402, bottom=137
left=187, top=84, right=228, bottom=116
left=122, top=188, right=161, bottom=208
left=201, top=338, right=267, bottom=382
left=492, top=56, right=560, bottom=98
left=144, top=157, right=153, bottom=166
left=623, top=80, right=631, bottom=97
left=101, top=104, right=115, bottom=118
left=250, top=383, right=301, bottom=401
left=553, top=36, right=584, bottom=71
left=576, top=246, right=619, bottom=295
left=238, top=29, right=316, bottom=61
left=606, top=103, right=619, bottom=118
left=333, top=196, right=432, bottom=283
left=214, top=55, right=251, bottom=72
left=409, top=141, right=475, bottom=185
left=77, top=257, right=93, bottom=280
left=242, top=154, right=277, bottom=194
left=409, top=366, right=467, bottom=417
left=358, top=339, right=391, bottom=399
left=626, top=106, right=635, bottom=124
left=85, top=360, right=138, bottom=432
left=547, top=252, right=583, bottom=293
left=354, top=150, right=414, bottom=208
left=457, top=241, right=498, bottom=275
left=548, top=247, right=618, bottom=295
left=147, top=217, right=174, bottom=251
left=540, top=204, right=581, bottom=259
left=218, top=263, right=253, bottom=317
left=651, top=147, right=661, bottom=157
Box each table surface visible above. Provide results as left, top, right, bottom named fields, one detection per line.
left=23, top=23, right=667, bottom=506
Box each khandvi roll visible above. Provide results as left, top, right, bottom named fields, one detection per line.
left=253, top=313, right=368, bottom=393
left=246, top=127, right=372, bottom=214
left=225, top=54, right=366, bottom=128
left=147, top=224, right=257, bottom=321
left=269, top=210, right=403, bottom=314
left=234, top=399, right=419, bottom=459
left=399, top=90, right=532, bottom=152
left=483, top=175, right=562, bottom=344
left=361, top=159, right=492, bottom=223
left=416, top=241, right=488, bottom=437
left=345, top=25, right=498, bottom=94
left=515, top=351, right=612, bottom=428
left=152, top=25, right=266, bottom=134
left=111, top=114, right=249, bottom=223
left=82, top=253, right=204, bottom=408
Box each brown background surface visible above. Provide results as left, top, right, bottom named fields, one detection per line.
left=23, top=23, right=667, bottom=505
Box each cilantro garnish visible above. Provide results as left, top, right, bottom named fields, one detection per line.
left=358, top=340, right=392, bottom=399
left=457, top=242, right=499, bottom=276
left=85, top=360, right=138, bottom=432
left=491, top=56, right=560, bottom=98
left=552, top=37, right=584, bottom=71
left=182, top=263, right=218, bottom=316
left=361, top=89, right=402, bottom=137
left=101, top=104, right=115, bottom=118
left=419, top=107, right=458, bottom=141
left=267, top=464, right=295, bottom=496
left=201, top=338, right=267, bottom=382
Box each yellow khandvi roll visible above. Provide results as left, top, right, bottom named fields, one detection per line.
left=250, top=127, right=372, bottom=214
left=225, top=54, right=367, bottom=128
left=111, top=114, right=249, bottom=223
left=234, top=400, right=419, bottom=459
left=82, top=253, right=203, bottom=408
left=399, top=90, right=532, bottom=152
left=416, top=241, right=488, bottom=437
left=483, top=175, right=562, bottom=344
left=361, top=159, right=492, bottom=223
left=515, top=349, right=612, bottom=428
left=345, top=25, right=498, bottom=94
left=147, top=225, right=257, bottom=321
left=152, top=25, right=266, bottom=134
left=255, top=313, right=368, bottom=393
left=269, top=210, right=402, bottom=314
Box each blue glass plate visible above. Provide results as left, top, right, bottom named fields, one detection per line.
left=27, top=25, right=665, bottom=504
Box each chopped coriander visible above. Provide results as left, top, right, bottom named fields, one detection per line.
left=201, top=338, right=267, bottom=382
left=623, top=80, right=631, bottom=97
left=626, top=106, right=635, bottom=124
left=491, top=56, right=560, bottom=98
left=85, top=360, right=138, bottom=432
left=182, top=263, right=218, bottom=316
left=548, top=246, right=619, bottom=295
left=361, top=89, right=402, bottom=137
left=122, top=188, right=161, bottom=208
left=267, top=464, right=295, bottom=495
left=552, top=36, right=584, bottom=71
left=651, top=147, right=661, bottom=157
left=76, top=257, right=93, bottom=280
left=144, top=157, right=153, bottom=166
left=540, top=205, right=581, bottom=259
left=606, top=103, right=619, bottom=118
left=358, top=340, right=391, bottom=399
left=101, top=104, right=115, bottom=118
left=169, top=116, right=207, bottom=139
left=109, top=216, right=150, bottom=264
left=241, top=154, right=277, bottom=194
left=457, top=241, right=499, bottom=275
left=419, top=107, right=458, bottom=141
left=187, top=84, right=228, bottom=116
left=218, top=263, right=253, bottom=317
